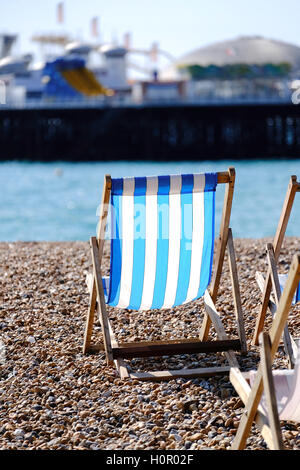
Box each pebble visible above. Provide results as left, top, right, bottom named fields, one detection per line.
left=0, top=239, right=299, bottom=451
left=190, top=432, right=203, bottom=441
left=27, top=336, right=36, bottom=344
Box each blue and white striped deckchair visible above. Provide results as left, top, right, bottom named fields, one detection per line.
left=83, top=167, right=246, bottom=380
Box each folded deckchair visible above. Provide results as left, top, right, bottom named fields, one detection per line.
left=82, top=167, right=247, bottom=381
left=253, top=175, right=300, bottom=350
left=256, top=243, right=300, bottom=369
left=229, top=253, right=300, bottom=450
left=246, top=335, right=300, bottom=449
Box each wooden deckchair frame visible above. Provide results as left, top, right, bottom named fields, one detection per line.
left=253, top=176, right=300, bottom=347
left=230, top=253, right=300, bottom=450
left=256, top=244, right=299, bottom=368
left=82, top=167, right=247, bottom=381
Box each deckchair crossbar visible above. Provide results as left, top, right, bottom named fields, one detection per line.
left=112, top=339, right=242, bottom=359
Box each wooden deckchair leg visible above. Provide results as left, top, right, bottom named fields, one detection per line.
left=82, top=174, right=111, bottom=356
left=252, top=176, right=299, bottom=346
left=227, top=229, right=247, bottom=353
left=231, top=253, right=300, bottom=450
left=204, top=290, right=239, bottom=368
left=90, top=237, right=114, bottom=365
left=260, top=333, right=284, bottom=450
left=82, top=277, right=97, bottom=354
left=266, top=244, right=295, bottom=368
left=231, top=333, right=284, bottom=450
left=200, top=167, right=235, bottom=341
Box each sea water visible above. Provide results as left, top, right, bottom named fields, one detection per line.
left=0, top=160, right=300, bottom=241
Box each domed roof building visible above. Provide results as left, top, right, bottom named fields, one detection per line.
left=162, top=36, right=300, bottom=80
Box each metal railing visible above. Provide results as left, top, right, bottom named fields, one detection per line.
left=0, top=93, right=294, bottom=110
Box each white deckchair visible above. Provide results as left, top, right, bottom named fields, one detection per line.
left=249, top=337, right=300, bottom=423
left=230, top=253, right=300, bottom=450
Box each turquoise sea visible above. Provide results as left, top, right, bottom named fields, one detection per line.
left=0, top=160, right=300, bottom=241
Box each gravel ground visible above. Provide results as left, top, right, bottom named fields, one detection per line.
left=0, top=238, right=299, bottom=451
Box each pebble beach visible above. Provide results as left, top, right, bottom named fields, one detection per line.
left=0, top=238, right=299, bottom=451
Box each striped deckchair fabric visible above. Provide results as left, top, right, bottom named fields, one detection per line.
left=107, top=173, right=217, bottom=310
left=83, top=167, right=247, bottom=381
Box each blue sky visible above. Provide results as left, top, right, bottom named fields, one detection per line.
left=2, top=0, right=300, bottom=60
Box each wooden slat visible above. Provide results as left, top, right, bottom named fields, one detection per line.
left=130, top=366, right=231, bottom=382
left=256, top=271, right=298, bottom=361
left=90, top=237, right=113, bottom=364
left=266, top=244, right=295, bottom=368
left=203, top=290, right=239, bottom=368
left=96, top=174, right=112, bottom=246
left=272, top=176, right=298, bottom=260
left=230, top=337, right=284, bottom=451
left=269, top=254, right=300, bottom=354
left=112, top=339, right=241, bottom=359
left=115, top=361, right=130, bottom=379
left=260, top=333, right=284, bottom=450
left=82, top=175, right=111, bottom=355
left=252, top=175, right=299, bottom=346
left=106, top=316, right=130, bottom=378
left=106, top=318, right=118, bottom=348
left=227, top=228, right=247, bottom=353
left=210, top=166, right=235, bottom=302
left=229, top=367, right=274, bottom=448
left=200, top=166, right=235, bottom=341
left=118, top=337, right=214, bottom=348
left=256, top=271, right=277, bottom=314
left=82, top=278, right=97, bottom=354
left=82, top=271, right=97, bottom=354
left=217, top=171, right=230, bottom=184
left=203, top=291, right=229, bottom=342
left=267, top=243, right=282, bottom=306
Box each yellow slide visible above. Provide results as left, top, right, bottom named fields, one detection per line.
left=61, top=67, right=110, bottom=96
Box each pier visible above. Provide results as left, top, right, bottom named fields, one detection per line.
left=1, top=102, right=300, bottom=160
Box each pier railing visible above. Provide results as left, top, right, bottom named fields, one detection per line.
left=0, top=93, right=293, bottom=111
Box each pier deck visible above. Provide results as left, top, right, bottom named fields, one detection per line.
left=1, top=102, right=300, bottom=160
